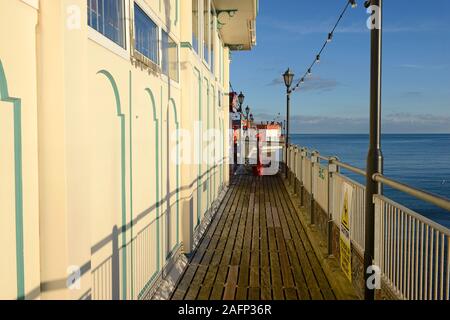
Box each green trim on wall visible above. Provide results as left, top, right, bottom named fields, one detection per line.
left=168, top=98, right=180, bottom=246
left=175, top=0, right=179, bottom=26
left=144, top=87, right=160, bottom=278
left=0, top=60, right=25, bottom=300
left=180, top=42, right=193, bottom=50
left=160, top=86, right=163, bottom=268
left=194, top=68, right=202, bottom=227
left=97, top=70, right=127, bottom=300
left=213, top=88, right=216, bottom=201
left=220, top=119, right=224, bottom=186
left=205, top=78, right=210, bottom=214
left=128, top=71, right=134, bottom=299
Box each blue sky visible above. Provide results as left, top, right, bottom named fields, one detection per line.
left=230, top=0, right=450, bottom=133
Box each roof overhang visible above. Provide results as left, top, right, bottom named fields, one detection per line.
left=214, top=0, right=258, bottom=51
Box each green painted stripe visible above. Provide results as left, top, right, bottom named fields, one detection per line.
left=129, top=71, right=134, bottom=299
left=175, top=0, right=179, bottom=26
left=160, top=86, right=163, bottom=269
left=144, top=88, right=160, bottom=276
left=97, top=70, right=127, bottom=300
left=169, top=98, right=180, bottom=245
left=195, top=69, right=202, bottom=226
left=0, top=60, right=25, bottom=300
left=180, top=42, right=193, bottom=50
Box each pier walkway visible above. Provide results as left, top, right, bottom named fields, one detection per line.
left=172, top=174, right=356, bottom=300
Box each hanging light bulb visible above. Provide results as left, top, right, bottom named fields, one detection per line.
left=316, top=55, right=321, bottom=64
left=327, top=32, right=333, bottom=43
left=349, top=0, right=357, bottom=9
left=307, top=68, right=312, bottom=76
left=300, top=78, right=305, bottom=84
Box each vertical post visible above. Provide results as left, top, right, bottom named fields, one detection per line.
left=310, top=151, right=317, bottom=225
left=300, top=148, right=304, bottom=206
left=364, top=0, right=384, bottom=301
left=293, top=147, right=298, bottom=193
left=285, top=88, right=290, bottom=179
left=327, top=157, right=339, bottom=256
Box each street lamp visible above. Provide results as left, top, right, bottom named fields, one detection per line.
left=238, top=92, right=245, bottom=113
left=283, top=68, right=294, bottom=179
left=244, top=106, right=251, bottom=131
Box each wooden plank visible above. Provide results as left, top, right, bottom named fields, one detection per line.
left=172, top=174, right=344, bottom=301
left=265, top=177, right=284, bottom=300
left=277, top=176, right=333, bottom=299
left=212, top=176, right=249, bottom=298
left=275, top=176, right=325, bottom=300
left=223, top=266, right=239, bottom=300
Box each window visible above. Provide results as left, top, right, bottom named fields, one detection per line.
left=192, top=0, right=199, bottom=54
left=134, top=4, right=159, bottom=64
left=88, top=0, right=125, bottom=48
left=203, top=0, right=210, bottom=64
left=211, top=4, right=216, bottom=73
left=162, top=31, right=179, bottom=82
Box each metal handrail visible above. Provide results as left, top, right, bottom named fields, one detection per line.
left=332, top=159, right=366, bottom=176
left=286, top=144, right=450, bottom=212
left=373, top=173, right=450, bottom=212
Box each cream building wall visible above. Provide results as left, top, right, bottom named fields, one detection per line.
left=0, top=0, right=254, bottom=300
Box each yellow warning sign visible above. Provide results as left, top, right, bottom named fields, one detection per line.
left=341, top=190, right=350, bottom=231
left=340, top=182, right=353, bottom=282
left=340, top=234, right=352, bottom=282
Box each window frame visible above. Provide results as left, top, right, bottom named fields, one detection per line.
left=87, top=0, right=130, bottom=61
left=210, top=2, right=217, bottom=76
left=192, top=0, right=200, bottom=55
left=132, top=2, right=161, bottom=71
left=202, top=0, right=211, bottom=67
left=161, top=28, right=180, bottom=83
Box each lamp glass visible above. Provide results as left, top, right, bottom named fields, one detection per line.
left=283, top=69, right=294, bottom=88
left=238, top=92, right=245, bottom=105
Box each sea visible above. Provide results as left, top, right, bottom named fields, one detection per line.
left=289, top=134, right=450, bottom=228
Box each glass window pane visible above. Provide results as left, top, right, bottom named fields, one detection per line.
left=168, top=36, right=179, bottom=82
left=203, top=0, right=210, bottom=64
left=192, top=0, right=199, bottom=54
left=87, top=0, right=125, bottom=48
left=134, top=4, right=159, bottom=64
left=162, top=31, right=169, bottom=75
left=162, top=31, right=179, bottom=82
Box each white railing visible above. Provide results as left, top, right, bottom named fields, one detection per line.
left=331, top=173, right=366, bottom=253
left=374, top=196, right=450, bottom=300
left=286, top=143, right=450, bottom=300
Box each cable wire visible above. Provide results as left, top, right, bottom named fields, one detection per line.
left=291, top=0, right=356, bottom=93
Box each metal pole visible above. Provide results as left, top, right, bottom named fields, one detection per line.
left=364, top=0, right=384, bottom=301
left=285, top=89, right=290, bottom=179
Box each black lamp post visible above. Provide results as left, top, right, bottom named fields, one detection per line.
left=238, top=92, right=245, bottom=123
left=244, top=106, right=251, bottom=131
left=364, top=0, right=384, bottom=301
left=283, top=68, right=294, bottom=179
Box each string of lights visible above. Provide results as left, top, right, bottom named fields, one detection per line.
left=291, top=0, right=358, bottom=93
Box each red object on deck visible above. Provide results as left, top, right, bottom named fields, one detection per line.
left=253, top=133, right=263, bottom=176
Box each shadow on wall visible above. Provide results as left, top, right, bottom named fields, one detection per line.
left=28, top=162, right=225, bottom=300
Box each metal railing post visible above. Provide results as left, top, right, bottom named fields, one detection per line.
left=300, top=148, right=305, bottom=206
left=364, top=0, right=384, bottom=301
left=310, top=151, right=318, bottom=225
left=293, top=147, right=298, bottom=194
left=327, top=157, right=339, bottom=256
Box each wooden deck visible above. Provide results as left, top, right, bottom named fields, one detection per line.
left=172, top=174, right=340, bottom=300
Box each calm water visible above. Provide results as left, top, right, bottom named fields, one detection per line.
left=290, top=134, right=450, bottom=228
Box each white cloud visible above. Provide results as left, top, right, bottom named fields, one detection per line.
left=253, top=112, right=450, bottom=133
